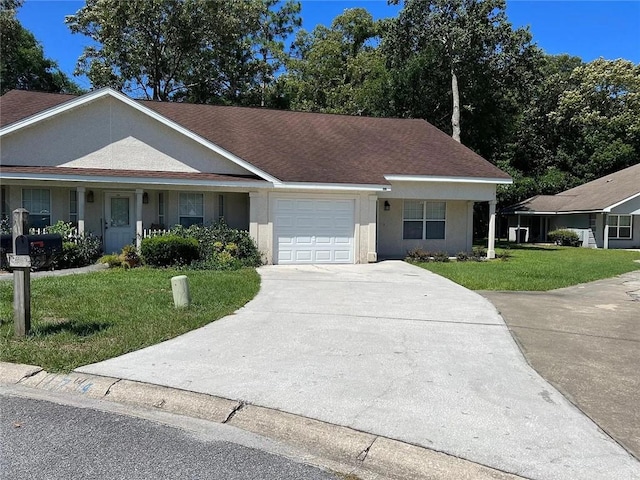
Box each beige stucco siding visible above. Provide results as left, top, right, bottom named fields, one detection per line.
left=377, top=199, right=473, bottom=258
left=379, top=181, right=497, bottom=201
left=1, top=97, right=253, bottom=176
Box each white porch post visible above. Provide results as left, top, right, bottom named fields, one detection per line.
left=466, top=201, right=474, bottom=252
left=488, top=200, right=496, bottom=259
left=77, top=186, right=86, bottom=235
left=135, top=189, right=143, bottom=250
left=603, top=213, right=609, bottom=249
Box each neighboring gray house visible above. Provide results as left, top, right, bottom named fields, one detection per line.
left=0, top=88, right=512, bottom=263
left=503, top=163, right=640, bottom=249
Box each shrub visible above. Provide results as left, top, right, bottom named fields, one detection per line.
left=472, top=247, right=487, bottom=261
left=548, top=229, right=580, bottom=247
left=52, top=242, right=83, bottom=269
left=170, top=221, right=262, bottom=268
left=406, top=248, right=432, bottom=262
left=98, top=254, right=122, bottom=268
left=456, top=251, right=470, bottom=262
left=119, top=244, right=141, bottom=268
left=140, top=235, right=199, bottom=267
left=432, top=251, right=450, bottom=262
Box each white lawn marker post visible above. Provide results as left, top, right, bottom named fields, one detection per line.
left=10, top=209, right=31, bottom=336
left=171, top=275, right=191, bottom=308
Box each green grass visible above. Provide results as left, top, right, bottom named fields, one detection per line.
left=0, top=267, right=260, bottom=372
left=414, top=244, right=640, bottom=291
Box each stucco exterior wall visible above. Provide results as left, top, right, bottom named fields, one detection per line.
left=377, top=199, right=473, bottom=258
left=379, top=181, right=497, bottom=201
left=1, top=96, right=252, bottom=176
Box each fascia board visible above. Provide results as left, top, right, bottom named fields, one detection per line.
left=0, top=87, right=282, bottom=185
left=275, top=182, right=388, bottom=192
left=0, top=171, right=272, bottom=189
left=384, top=174, right=512, bottom=185
left=603, top=191, right=640, bottom=212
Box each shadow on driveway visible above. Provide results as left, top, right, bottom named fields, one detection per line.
left=480, top=271, right=640, bottom=460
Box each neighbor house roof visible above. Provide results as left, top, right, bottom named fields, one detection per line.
left=0, top=89, right=511, bottom=186
left=504, top=162, right=640, bottom=214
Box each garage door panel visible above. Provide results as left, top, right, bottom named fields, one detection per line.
left=274, top=197, right=355, bottom=265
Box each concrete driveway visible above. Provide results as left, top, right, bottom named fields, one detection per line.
left=77, top=261, right=640, bottom=479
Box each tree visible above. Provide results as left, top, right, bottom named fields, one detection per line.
left=550, top=58, right=640, bottom=180
left=386, top=0, right=537, bottom=144
left=280, top=8, right=391, bottom=115
left=66, top=0, right=301, bottom=105
left=1, top=0, right=80, bottom=94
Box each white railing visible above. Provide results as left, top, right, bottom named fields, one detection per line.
left=142, top=228, right=170, bottom=238
left=29, top=227, right=81, bottom=243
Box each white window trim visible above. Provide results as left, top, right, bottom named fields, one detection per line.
left=607, top=214, right=633, bottom=239
left=179, top=192, right=205, bottom=226
left=22, top=188, right=51, bottom=227
left=402, top=200, right=447, bottom=240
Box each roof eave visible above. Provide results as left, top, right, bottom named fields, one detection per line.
left=384, top=174, right=512, bottom=185
left=0, top=170, right=272, bottom=189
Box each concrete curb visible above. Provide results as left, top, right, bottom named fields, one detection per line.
left=0, top=362, right=526, bottom=480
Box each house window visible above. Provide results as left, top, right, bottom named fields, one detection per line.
left=589, top=214, right=597, bottom=233
left=158, top=192, right=165, bottom=227
left=179, top=192, right=203, bottom=227
left=22, top=188, right=51, bottom=228
left=1, top=186, right=8, bottom=221
left=607, top=215, right=632, bottom=239
left=403, top=201, right=446, bottom=240
left=218, top=194, right=224, bottom=219
left=69, top=190, right=78, bottom=225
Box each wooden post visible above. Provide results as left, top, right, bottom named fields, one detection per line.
left=12, top=208, right=31, bottom=336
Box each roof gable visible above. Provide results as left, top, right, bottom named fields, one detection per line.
left=1, top=88, right=511, bottom=186
left=505, top=163, right=640, bottom=213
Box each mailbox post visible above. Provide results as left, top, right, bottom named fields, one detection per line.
left=10, top=209, right=31, bottom=336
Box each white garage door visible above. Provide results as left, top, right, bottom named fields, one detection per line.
left=274, top=198, right=355, bottom=264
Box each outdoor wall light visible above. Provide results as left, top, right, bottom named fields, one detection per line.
left=142, top=192, right=149, bottom=204
left=86, top=190, right=94, bottom=203
left=384, top=200, right=391, bottom=211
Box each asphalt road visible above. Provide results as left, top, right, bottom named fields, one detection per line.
left=0, top=389, right=339, bottom=480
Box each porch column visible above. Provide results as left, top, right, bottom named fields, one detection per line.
left=135, top=189, right=143, bottom=250
left=487, top=200, right=496, bottom=259
left=603, top=213, right=609, bottom=249
left=249, top=191, right=270, bottom=263
left=466, top=201, right=474, bottom=251
left=77, top=186, right=86, bottom=235
left=366, top=194, right=377, bottom=262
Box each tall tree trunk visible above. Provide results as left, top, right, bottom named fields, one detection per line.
left=451, top=67, right=461, bottom=142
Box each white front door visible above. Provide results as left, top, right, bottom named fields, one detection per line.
left=274, top=197, right=355, bottom=264
left=104, top=192, right=135, bottom=253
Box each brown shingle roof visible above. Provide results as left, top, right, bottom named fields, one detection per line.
left=0, top=90, right=77, bottom=127
left=504, top=163, right=640, bottom=213
left=1, top=89, right=511, bottom=185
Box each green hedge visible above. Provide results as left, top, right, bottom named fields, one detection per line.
left=548, top=229, right=581, bottom=247
left=140, top=235, right=199, bottom=267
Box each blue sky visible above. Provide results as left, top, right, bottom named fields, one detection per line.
left=17, top=0, right=640, bottom=90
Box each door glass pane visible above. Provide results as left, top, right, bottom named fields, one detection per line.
left=111, top=198, right=129, bottom=227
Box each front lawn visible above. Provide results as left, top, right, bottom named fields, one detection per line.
left=0, top=268, right=260, bottom=372
left=414, top=244, right=640, bottom=291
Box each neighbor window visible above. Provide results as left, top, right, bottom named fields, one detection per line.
left=179, top=192, right=203, bottom=227
left=1, top=186, right=8, bottom=221
left=158, top=192, right=165, bottom=227
left=69, top=190, right=78, bottom=225
left=403, top=201, right=446, bottom=240
left=607, top=215, right=632, bottom=239
left=22, top=188, right=51, bottom=228
left=218, top=194, right=224, bottom=219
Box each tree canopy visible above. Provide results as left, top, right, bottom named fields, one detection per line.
left=0, top=0, right=80, bottom=94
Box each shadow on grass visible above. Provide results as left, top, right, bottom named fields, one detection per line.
left=33, top=320, right=112, bottom=337
left=490, top=241, right=560, bottom=252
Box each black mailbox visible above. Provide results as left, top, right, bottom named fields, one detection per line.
left=26, top=234, right=63, bottom=256
left=15, top=235, right=30, bottom=255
